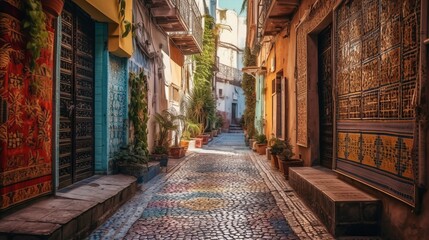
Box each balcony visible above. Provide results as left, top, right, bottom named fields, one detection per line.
left=216, top=63, right=243, bottom=87
left=149, top=0, right=203, bottom=54
left=258, top=0, right=298, bottom=38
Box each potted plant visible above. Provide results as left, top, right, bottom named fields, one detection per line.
left=255, top=134, right=268, bottom=155
left=277, top=138, right=303, bottom=179
left=113, top=145, right=149, bottom=182
left=153, top=109, right=184, bottom=162
left=266, top=134, right=276, bottom=160
left=182, top=120, right=201, bottom=149
left=269, top=139, right=284, bottom=169
left=151, top=145, right=169, bottom=167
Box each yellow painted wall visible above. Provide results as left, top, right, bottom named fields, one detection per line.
left=74, top=0, right=133, bottom=57
left=264, top=48, right=275, bottom=139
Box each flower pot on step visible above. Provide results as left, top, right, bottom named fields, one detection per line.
left=168, top=146, right=186, bottom=159
left=256, top=143, right=267, bottom=155
left=271, top=155, right=279, bottom=169
left=180, top=140, right=190, bottom=151
left=193, top=137, right=203, bottom=148
left=266, top=147, right=272, bottom=160
left=278, top=156, right=304, bottom=179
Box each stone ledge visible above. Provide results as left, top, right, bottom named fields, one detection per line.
left=289, top=167, right=381, bottom=238
left=0, top=175, right=137, bottom=240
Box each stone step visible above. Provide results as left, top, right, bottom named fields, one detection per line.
left=289, top=167, right=381, bottom=238
left=0, top=175, right=137, bottom=240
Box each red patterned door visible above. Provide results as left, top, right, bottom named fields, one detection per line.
left=59, top=3, right=94, bottom=188
left=318, top=24, right=333, bottom=169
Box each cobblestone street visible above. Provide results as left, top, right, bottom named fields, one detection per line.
left=89, top=133, right=332, bottom=240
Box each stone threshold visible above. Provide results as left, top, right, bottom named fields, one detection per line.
left=289, top=167, right=381, bottom=238
left=0, top=175, right=137, bottom=240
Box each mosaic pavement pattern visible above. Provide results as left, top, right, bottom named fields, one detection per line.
left=125, top=152, right=298, bottom=239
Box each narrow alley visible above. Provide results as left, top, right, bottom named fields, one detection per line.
left=89, top=133, right=331, bottom=240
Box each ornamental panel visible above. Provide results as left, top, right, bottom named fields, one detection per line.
left=335, top=0, right=421, bottom=207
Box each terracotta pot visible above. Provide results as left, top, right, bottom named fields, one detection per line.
left=256, top=143, right=267, bottom=155
left=271, top=155, right=279, bottom=169
left=194, top=137, right=203, bottom=148
left=42, top=0, right=64, bottom=17
left=280, top=158, right=303, bottom=179
left=180, top=140, right=190, bottom=151
left=168, top=146, right=186, bottom=159
left=248, top=138, right=255, bottom=149
left=266, top=147, right=272, bottom=160
left=198, top=134, right=210, bottom=145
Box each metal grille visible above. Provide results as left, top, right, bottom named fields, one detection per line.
left=59, top=2, right=94, bottom=188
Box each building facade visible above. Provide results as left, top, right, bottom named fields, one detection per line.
left=0, top=0, right=203, bottom=213
left=215, top=8, right=246, bottom=127
left=246, top=0, right=429, bottom=239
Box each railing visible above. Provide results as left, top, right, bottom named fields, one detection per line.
left=217, top=63, right=243, bottom=82
left=171, top=0, right=191, bottom=30
left=257, top=0, right=271, bottom=41
left=190, top=0, right=203, bottom=50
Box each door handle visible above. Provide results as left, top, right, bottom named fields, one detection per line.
left=68, top=104, right=75, bottom=118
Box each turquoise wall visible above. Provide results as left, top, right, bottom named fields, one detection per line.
left=94, top=23, right=109, bottom=174
left=255, top=75, right=265, bottom=134
left=94, top=23, right=129, bottom=174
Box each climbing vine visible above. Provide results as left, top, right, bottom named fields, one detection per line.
left=187, top=15, right=217, bottom=131
left=129, top=71, right=149, bottom=156
left=242, top=47, right=256, bottom=138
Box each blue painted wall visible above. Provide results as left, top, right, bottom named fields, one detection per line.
left=94, top=23, right=109, bottom=174
left=107, top=55, right=128, bottom=159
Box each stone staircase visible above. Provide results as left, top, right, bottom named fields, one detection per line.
left=289, top=167, right=381, bottom=238
left=229, top=124, right=243, bottom=133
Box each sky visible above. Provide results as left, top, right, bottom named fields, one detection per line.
left=218, top=0, right=245, bottom=16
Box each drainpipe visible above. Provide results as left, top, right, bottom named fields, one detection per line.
left=416, top=0, right=428, bottom=213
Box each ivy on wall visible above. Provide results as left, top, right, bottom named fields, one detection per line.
left=242, top=47, right=256, bottom=138
left=129, top=71, right=149, bottom=156
left=187, top=15, right=217, bottom=131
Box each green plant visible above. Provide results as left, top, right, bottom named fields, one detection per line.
left=270, top=139, right=284, bottom=155
left=129, top=71, right=149, bottom=157
left=215, top=112, right=224, bottom=129
left=118, top=0, right=132, bottom=38
left=22, top=0, right=49, bottom=69
left=242, top=47, right=256, bottom=138
left=154, top=109, right=185, bottom=147
left=280, top=138, right=295, bottom=160
left=153, top=145, right=168, bottom=155
left=113, top=145, right=149, bottom=166
left=255, top=134, right=267, bottom=144
left=182, top=120, right=201, bottom=140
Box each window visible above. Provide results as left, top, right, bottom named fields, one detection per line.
left=218, top=88, right=223, bottom=98
left=172, top=86, right=180, bottom=102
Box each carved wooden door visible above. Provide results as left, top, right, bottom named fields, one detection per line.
left=59, top=3, right=94, bottom=188
left=318, top=24, right=333, bottom=169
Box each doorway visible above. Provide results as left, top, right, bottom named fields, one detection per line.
left=231, top=103, right=237, bottom=124
left=318, top=24, right=333, bottom=169
left=58, top=2, right=95, bottom=188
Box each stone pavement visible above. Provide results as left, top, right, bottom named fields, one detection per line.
left=89, top=133, right=333, bottom=240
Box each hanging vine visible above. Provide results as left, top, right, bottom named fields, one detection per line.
left=129, top=71, right=149, bottom=156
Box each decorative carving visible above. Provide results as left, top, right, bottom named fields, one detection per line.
left=335, top=0, right=421, bottom=207
left=58, top=2, right=94, bottom=188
